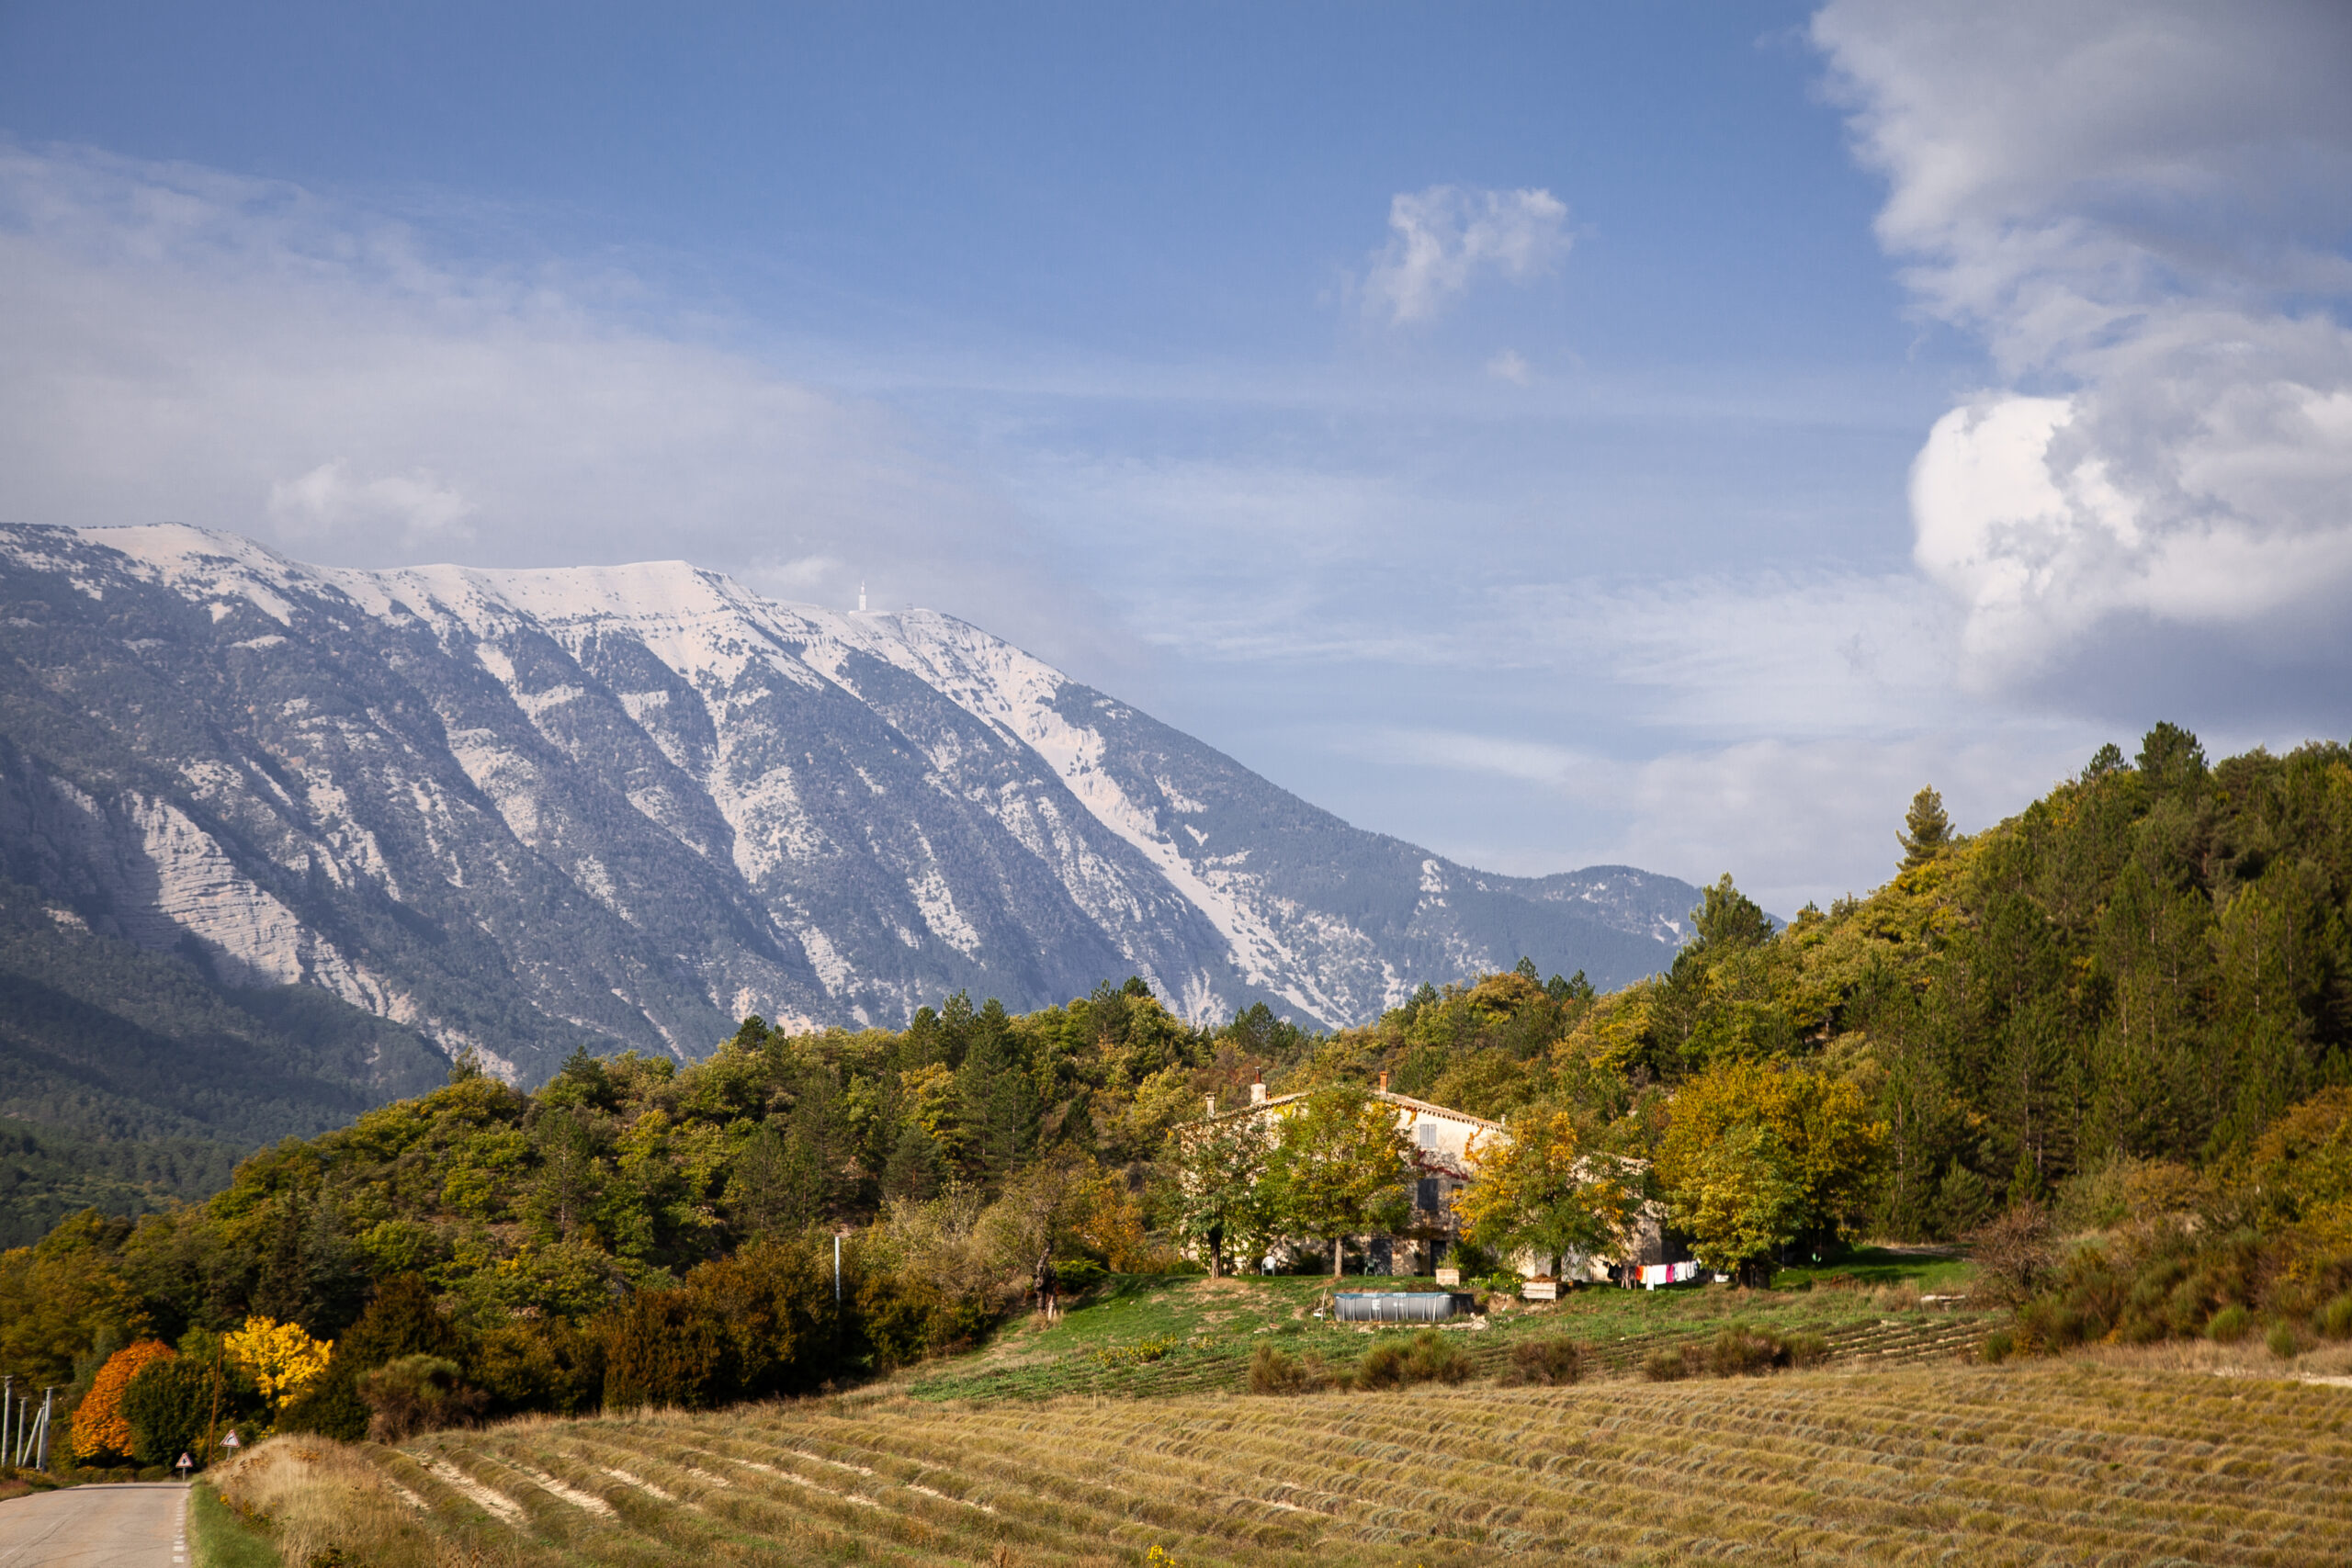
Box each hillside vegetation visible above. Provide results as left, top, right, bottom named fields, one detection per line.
left=0, top=874, right=445, bottom=1246
left=9, top=724, right=2352, bottom=1455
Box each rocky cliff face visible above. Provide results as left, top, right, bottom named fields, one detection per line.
left=0, top=525, right=1694, bottom=1083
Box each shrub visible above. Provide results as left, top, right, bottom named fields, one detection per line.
left=471, top=1317, right=605, bottom=1417
left=1981, top=1329, right=2015, bottom=1363
left=2317, top=1293, right=2352, bottom=1341
left=120, top=1356, right=211, bottom=1467
left=1968, top=1203, right=2058, bottom=1308
left=1643, top=1347, right=1689, bottom=1382
left=1095, top=1337, right=1179, bottom=1369
left=1248, top=1345, right=1312, bottom=1395
left=604, top=1238, right=847, bottom=1408
left=1498, top=1337, right=1582, bottom=1387
left=1702, top=1325, right=1827, bottom=1377
left=600, top=1288, right=733, bottom=1411
left=1355, top=1330, right=1471, bottom=1391
left=2207, top=1304, right=2252, bottom=1343
left=357, top=1355, right=487, bottom=1441
left=2267, top=1321, right=2301, bottom=1361
left=1707, top=1326, right=1780, bottom=1377
left=337, top=1276, right=462, bottom=1373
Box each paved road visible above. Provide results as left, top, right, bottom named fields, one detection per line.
left=0, top=1483, right=186, bottom=1567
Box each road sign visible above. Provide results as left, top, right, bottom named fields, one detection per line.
left=222, top=1429, right=241, bottom=1452
left=176, top=1453, right=193, bottom=1477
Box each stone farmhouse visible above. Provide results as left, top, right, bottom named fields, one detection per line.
left=1192, top=1073, right=1672, bottom=1280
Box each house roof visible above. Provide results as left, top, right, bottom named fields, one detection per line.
left=1195, top=1086, right=1509, bottom=1137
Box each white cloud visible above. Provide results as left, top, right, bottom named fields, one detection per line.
left=1363, top=186, right=1572, bottom=324
left=266, top=458, right=476, bottom=543
left=0, top=143, right=1062, bottom=641
left=1813, top=0, right=2352, bottom=692
left=1485, top=348, right=1532, bottom=385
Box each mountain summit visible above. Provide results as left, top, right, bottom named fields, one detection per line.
left=0, top=525, right=1693, bottom=1083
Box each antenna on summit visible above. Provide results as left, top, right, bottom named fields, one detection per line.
left=857, top=582, right=867, bottom=613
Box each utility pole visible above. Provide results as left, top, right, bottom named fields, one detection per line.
left=4, top=1374, right=12, bottom=1472
left=34, top=1389, right=51, bottom=1471
left=204, top=1344, right=224, bottom=1469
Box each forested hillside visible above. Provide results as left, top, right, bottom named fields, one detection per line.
left=7, top=725, right=2349, bottom=1450
left=0, top=876, right=445, bottom=1247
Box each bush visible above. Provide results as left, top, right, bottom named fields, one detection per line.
left=1981, top=1328, right=2015, bottom=1363
left=1052, top=1258, right=1108, bottom=1293
left=2317, top=1293, right=2352, bottom=1340
left=2207, top=1304, right=2252, bottom=1343
left=854, top=1268, right=992, bottom=1371
left=1248, top=1345, right=1312, bottom=1395
left=1355, top=1330, right=1471, bottom=1391
left=1498, top=1337, right=1582, bottom=1387
left=121, top=1357, right=212, bottom=1467
left=1968, top=1203, right=2058, bottom=1307
left=339, top=1275, right=463, bottom=1372
left=1702, top=1325, right=1828, bottom=1377
left=277, top=1367, right=369, bottom=1443
left=471, top=1317, right=604, bottom=1417
left=2267, top=1321, right=2302, bottom=1360
left=604, top=1239, right=847, bottom=1408
left=357, top=1356, right=487, bottom=1442
left=1708, top=1326, right=1780, bottom=1377
left=1642, top=1347, right=1689, bottom=1382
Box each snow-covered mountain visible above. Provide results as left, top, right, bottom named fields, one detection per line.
left=0, top=525, right=1695, bottom=1083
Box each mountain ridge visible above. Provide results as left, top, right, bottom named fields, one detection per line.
left=0, top=523, right=1695, bottom=1086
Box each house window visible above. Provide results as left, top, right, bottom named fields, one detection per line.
left=1415, top=1122, right=1441, bottom=1149
left=1416, top=1177, right=1440, bottom=1212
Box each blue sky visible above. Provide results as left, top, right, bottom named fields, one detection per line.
left=4, top=2, right=2348, bottom=912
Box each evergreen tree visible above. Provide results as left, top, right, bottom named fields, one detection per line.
left=1690, top=874, right=1774, bottom=953
left=1898, top=786, right=1954, bottom=870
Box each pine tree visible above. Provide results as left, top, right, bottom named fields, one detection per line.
left=1898, top=786, right=1953, bottom=870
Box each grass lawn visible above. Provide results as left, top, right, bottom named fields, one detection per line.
left=905, top=1245, right=1984, bottom=1401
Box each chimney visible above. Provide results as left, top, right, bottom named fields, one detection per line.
left=1377, top=1070, right=1390, bottom=1093
left=1250, top=1074, right=1267, bottom=1106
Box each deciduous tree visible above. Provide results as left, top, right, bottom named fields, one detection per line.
left=1454, top=1104, right=1638, bottom=1280
left=1167, top=1111, right=1274, bottom=1278
left=1264, top=1086, right=1409, bottom=1279
left=1657, top=1061, right=1883, bottom=1283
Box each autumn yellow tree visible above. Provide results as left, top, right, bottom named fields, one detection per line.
left=70, top=1340, right=175, bottom=1461
left=1454, top=1105, right=1639, bottom=1280
left=225, top=1315, right=334, bottom=1414
left=1656, top=1059, right=1884, bottom=1284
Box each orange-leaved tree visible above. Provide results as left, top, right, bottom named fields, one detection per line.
left=71, top=1340, right=176, bottom=1461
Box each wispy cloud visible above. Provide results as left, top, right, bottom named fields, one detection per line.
left=0, top=143, right=1075, bottom=644
left=1485, top=348, right=1532, bottom=385
left=1362, top=186, right=1571, bottom=324
left=1364, top=725, right=2097, bottom=915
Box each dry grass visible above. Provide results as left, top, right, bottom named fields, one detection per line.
left=266, top=1359, right=2352, bottom=1566
left=209, top=1434, right=556, bottom=1568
